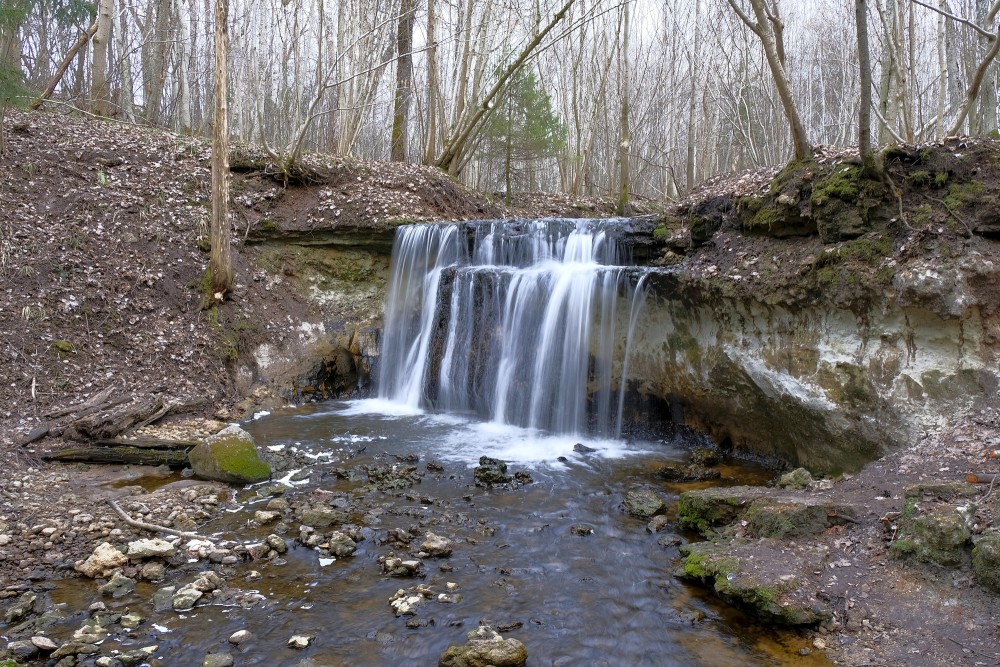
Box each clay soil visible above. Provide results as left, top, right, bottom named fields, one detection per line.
left=1, top=109, right=999, bottom=666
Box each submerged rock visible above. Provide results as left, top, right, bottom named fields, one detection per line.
left=623, top=489, right=667, bottom=518
left=99, top=572, right=136, bottom=599
left=656, top=463, right=721, bottom=483
left=3, top=591, right=37, bottom=624
left=439, top=625, right=528, bottom=667
left=188, top=425, right=271, bottom=484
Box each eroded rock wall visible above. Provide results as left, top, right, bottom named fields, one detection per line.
left=625, top=266, right=999, bottom=473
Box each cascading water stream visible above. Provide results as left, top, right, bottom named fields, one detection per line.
left=377, top=219, right=650, bottom=438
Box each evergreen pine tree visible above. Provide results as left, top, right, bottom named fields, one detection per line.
left=482, top=68, right=566, bottom=204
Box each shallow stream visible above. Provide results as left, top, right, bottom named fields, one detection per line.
left=48, top=401, right=831, bottom=666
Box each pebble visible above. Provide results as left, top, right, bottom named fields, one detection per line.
left=287, top=634, right=313, bottom=649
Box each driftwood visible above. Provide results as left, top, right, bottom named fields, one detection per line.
left=44, top=445, right=190, bottom=467
left=106, top=498, right=209, bottom=541
left=24, top=385, right=210, bottom=448
left=62, top=397, right=166, bottom=441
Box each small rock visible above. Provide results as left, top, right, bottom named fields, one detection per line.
left=287, top=634, right=313, bottom=649
left=4, top=591, right=37, bottom=624
left=474, top=456, right=510, bottom=485
left=327, top=531, right=358, bottom=557
left=569, top=524, right=593, bottom=536
left=266, top=497, right=290, bottom=512
left=623, top=489, right=667, bottom=518
left=140, top=561, right=167, bottom=581
left=421, top=532, right=453, bottom=557
left=172, top=585, right=203, bottom=611
left=228, top=630, right=252, bottom=644
left=51, top=641, right=100, bottom=659
left=127, top=538, right=176, bottom=559
left=778, top=468, right=814, bottom=490
left=120, top=612, right=144, bottom=628
left=573, top=443, right=597, bottom=453
left=813, top=637, right=827, bottom=650
left=202, top=652, right=234, bottom=667
left=255, top=510, right=280, bottom=524
left=265, top=534, right=288, bottom=554
left=99, top=572, right=136, bottom=598
left=151, top=586, right=177, bottom=612
left=439, top=625, right=527, bottom=667
left=76, top=542, right=128, bottom=578
left=30, top=636, right=58, bottom=651
left=647, top=516, right=671, bottom=533
left=7, top=640, right=40, bottom=660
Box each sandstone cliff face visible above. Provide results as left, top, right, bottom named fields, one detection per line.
left=625, top=260, right=999, bottom=473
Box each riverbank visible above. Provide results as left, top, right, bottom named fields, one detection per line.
left=1, top=109, right=999, bottom=665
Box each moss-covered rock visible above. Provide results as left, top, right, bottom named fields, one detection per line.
left=903, top=482, right=981, bottom=502
left=743, top=499, right=857, bottom=539
left=891, top=507, right=971, bottom=567
left=972, top=533, right=1000, bottom=593
left=677, top=486, right=773, bottom=535
left=777, top=468, right=814, bottom=490
left=188, top=425, right=271, bottom=484
left=679, top=540, right=831, bottom=625
left=809, top=163, right=890, bottom=242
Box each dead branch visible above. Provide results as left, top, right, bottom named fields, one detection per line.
left=106, top=498, right=210, bottom=541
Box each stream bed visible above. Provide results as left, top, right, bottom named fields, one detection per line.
left=45, top=400, right=830, bottom=666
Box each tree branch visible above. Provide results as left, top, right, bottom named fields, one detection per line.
left=909, top=0, right=995, bottom=40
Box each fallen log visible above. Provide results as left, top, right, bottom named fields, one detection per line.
left=92, top=438, right=198, bottom=450
left=44, top=445, right=189, bottom=467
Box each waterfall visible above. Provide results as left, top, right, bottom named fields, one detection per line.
left=377, top=219, right=650, bottom=438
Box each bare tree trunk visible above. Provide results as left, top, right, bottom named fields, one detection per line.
left=92, top=0, right=114, bottom=115
left=210, top=0, right=233, bottom=299
left=31, top=22, right=99, bottom=109
left=144, top=0, right=172, bottom=123
left=615, top=2, right=630, bottom=214
left=725, top=0, right=811, bottom=161
left=391, top=0, right=415, bottom=161
left=423, top=0, right=438, bottom=163
left=857, top=0, right=882, bottom=175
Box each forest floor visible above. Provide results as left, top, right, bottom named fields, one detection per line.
left=0, top=108, right=999, bottom=666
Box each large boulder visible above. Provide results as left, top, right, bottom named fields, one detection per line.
left=188, top=425, right=271, bottom=484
